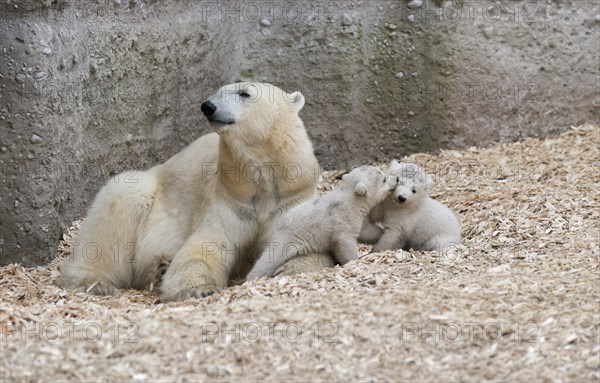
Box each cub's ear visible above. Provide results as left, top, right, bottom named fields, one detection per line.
left=336, top=170, right=349, bottom=180
left=288, top=91, right=305, bottom=113
left=355, top=182, right=367, bottom=196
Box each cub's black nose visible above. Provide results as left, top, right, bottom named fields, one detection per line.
left=397, top=195, right=407, bottom=203
left=201, top=101, right=217, bottom=117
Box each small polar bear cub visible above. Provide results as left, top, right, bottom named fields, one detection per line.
left=360, top=161, right=461, bottom=252
left=246, top=165, right=398, bottom=280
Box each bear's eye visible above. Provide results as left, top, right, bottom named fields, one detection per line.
left=239, top=90, right=251, bottom=98
left=412, top=188, right=417, bottom=194
left=383, top=177, right=387, bottom=183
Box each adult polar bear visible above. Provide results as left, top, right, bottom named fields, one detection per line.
left=60, top=82, right=320, bottom=301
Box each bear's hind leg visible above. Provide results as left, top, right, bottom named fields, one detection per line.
left=422, top=235, right=460, bottom=252
left=59, top=171, right=157, bottom=295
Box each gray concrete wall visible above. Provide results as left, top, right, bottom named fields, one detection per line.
left=1, top=0, right=598, bottom=265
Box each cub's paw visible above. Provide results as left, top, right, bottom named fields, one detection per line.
left=160, top=259, right=222, bottom=301
left=274, top=253, right=335, bottom=276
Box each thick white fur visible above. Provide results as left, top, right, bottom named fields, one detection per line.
left=359, top=161, right=461, bottom=252
left=271, top=253, right=335, bottom=277
left=246, top=165, right=397, bottom=280
left=60, top=82, right=319, bottom=300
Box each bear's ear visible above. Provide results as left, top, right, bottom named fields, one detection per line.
left=355, top=182, right=367, bottom=197
left=288, top=91, right=305, bottom=113
left=336, top=171, right=349, bottom=180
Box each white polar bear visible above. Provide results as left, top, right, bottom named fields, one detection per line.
left=60, top=82, right=320, bottom=301
left=269, top=252, right=335, bottom=277
left=246, top=165, right=398, bottom=280
left=359, top=161, right=461, bottom=252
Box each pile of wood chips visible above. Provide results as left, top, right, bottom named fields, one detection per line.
left=1, top=125, right=598, bottom=382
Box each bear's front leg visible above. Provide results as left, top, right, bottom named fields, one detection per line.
left=358, top=220, right=384, bottom=244
left=371, top=229, right=404, bottom=253
left=332, top=237, right=359, bottom=265
left=274, top=253, right=335, bottom=276
left=160, top=232, right=235, bottom=301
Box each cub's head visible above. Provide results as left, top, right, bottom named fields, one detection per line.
left=200, top=82, right=305, bottom=139
left=386, top=161, right=432, bottom=207
left=342, top=165, right=397, bottom=206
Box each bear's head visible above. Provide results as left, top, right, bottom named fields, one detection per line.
left=200, top=82, right=305, bottom=140
left=342, top=165, right=398, bottom=207
left=386, top=160, right=432, bottom=207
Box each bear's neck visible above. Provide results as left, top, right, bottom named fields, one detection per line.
left=216, top=118, right=318, bottom=210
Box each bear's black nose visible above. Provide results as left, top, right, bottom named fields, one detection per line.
left=201, top=101, right=217, bottom=117
left=397, top=195, right=407, bottom=203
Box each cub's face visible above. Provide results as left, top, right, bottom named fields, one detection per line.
left=200, top=82, right=305, bottom=137
left=386, top=161, right=431, bottom=207
left=342, top=165, right=397, bottom=205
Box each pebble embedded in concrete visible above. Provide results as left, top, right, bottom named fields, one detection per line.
left=259, top=19, right=271, bottom=27
left=395, top=72, right=404, bottom=78
left=483, top=26, right=494, bottom=39
left=30, top=133, right=44, bottom=145
left=408, top=0, right=423, bottom=9
left=32, top=71, right=47, bottom=80
left=15, top=73, right=26, bottom=84
left=342, top=13, right=353, bottom=26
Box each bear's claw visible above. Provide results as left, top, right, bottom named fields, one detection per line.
left=167, top=286, right=217, bottom=301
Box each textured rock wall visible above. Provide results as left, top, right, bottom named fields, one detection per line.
left=1, top=0, right=598, bottom=265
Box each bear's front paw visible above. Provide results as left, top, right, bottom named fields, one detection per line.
left=60, top=279, right=120, bottom=296
left=274, top=253, right=335, bottom=277
left=160, top=259, right=222, bottom=301
left=166, top=283, right=218, bottom=301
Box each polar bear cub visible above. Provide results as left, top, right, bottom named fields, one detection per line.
left=246, top=165, right=398, bottom=280
left=360, top=161, right=461, bottom=252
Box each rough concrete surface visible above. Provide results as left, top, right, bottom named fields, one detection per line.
left=0, top=0, right=598, bottom=265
